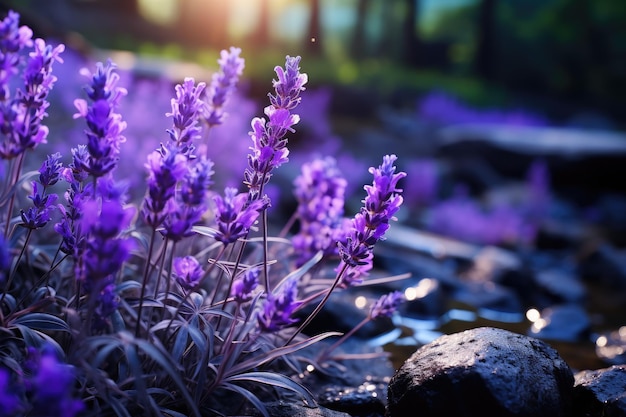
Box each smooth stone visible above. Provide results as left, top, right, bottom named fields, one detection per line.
left=318, top=384, right=386, bottom=417
left=387, top=327, right=574, bottom=417
left=527, top=304, right=591, bottom=342
left=253, top=401, right=351, bottom=417
left=573, top=365, right=626, bottom=417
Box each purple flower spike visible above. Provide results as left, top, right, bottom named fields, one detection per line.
left=257, top=277, right=301, bottom=332
left=244, top=55, right=307, bottom=200
left=204, top=47, right=244, bottom=127
left=0, top=30, right=63, bottom=159
left=369, top=291, right=405, bottom=320
left=269, top=55, right=308, bottom=110
left=213, top=187, right=267, bottom=244
left=338, top=155, right=406, bottom=287
left=232, top=267, right=259, bottom=303
left=38, top=152, right=63, bottom=187
left=73, top=60, right=127, bottom=178
left=173, top=256, right=204, bottom=290
left=142, top=143, right=188, bottom=228
left=167, top=77, right=206, bottom=146
left=20, top=181, right=57, bottom=229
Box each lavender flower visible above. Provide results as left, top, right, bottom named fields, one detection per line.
left=53, top=163, right=93, bottom=254
left=337, top=154, right=406, bottom=287
left=0, top=11, right=32, bottom=90
left=19, top=181, right=57, bottom=229
left=213, top=187, right=267, bottom=244
left=232, top=267, right=259, bottom=303
left=173, top=256, right=204, bottom=290
left=369, top=291, right=405, bottom=319
left=244, top=55, right=307, bottom=200
left=257, top=277, right=301, bottom=332
left=180, top=156, right=214, bottom=206
left=27, top=347, right=84, bottom=417
left=204, top=47, right=244, bottom=127
left=160, top=158, right=214, bottom=241
left=142, top=143, right=188, bottom=228
left=292, top=156, right=349, bottom=266
left=166, top=77, right=206, bottom=147
left=73, top=60, right=127, bottom=177
left=38, top=152, right=63, bottom=187
left=0, top=368, right=21, bottom=416
left=0, top=37, right=63, bottom=159
left=75, top=199, right=134, bottom=330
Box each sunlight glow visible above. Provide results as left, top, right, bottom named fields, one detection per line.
left=526, top=308, right=540, bottom=322
left=354, top=296, right=367, bottom=309
left=138, top=0, right=179, bottom=26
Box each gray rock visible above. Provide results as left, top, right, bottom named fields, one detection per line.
left=387, top=327, right=574, bottom=417
left=573, top=365, right=626, bottom=417
left=253, top=401, right=351, bottom=417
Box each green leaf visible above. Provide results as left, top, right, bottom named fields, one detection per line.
left=11, top=313, right=70, bottom=332
left=227, top=332, right=340, bottom=375
left=190, top=225, right=217, bottom=238
left=134, top=337, right=201, bottom=417
left=171, top=325, right=189, bottom=363
left=221, top=382, right=269, bottom=417
left=225, top=371, right=316, bottom=407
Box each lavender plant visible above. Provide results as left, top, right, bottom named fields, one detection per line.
left=0, top=10, right=408, bottom=417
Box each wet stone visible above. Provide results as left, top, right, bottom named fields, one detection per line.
left=528, top=303, right=591, bottom=342
left=318, top=384, right=386, bottom=417
left=573, top=365, right=626, bottom=417
left=253, top=401, right=351, bottom=417
left=595, top=327, right=626, bottom=365
left=534, top=268, right=586, bottom=303
left=387, top=327, right=574, bottom=417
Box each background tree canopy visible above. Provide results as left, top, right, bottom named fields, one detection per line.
left=3, top=0, right=625, bottom=126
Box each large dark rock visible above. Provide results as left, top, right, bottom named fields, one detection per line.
left=573, top=365, right=626, bottom=417
left=387, top=327, right=574, bottom=417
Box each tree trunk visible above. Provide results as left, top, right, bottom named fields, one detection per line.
left=351, top=0, right=369, bottom=59
left=306, top=0, right=322, bottom=55
left=474, top=0, right=497, bottom=80
left=401, top=0, right=420, bottom=67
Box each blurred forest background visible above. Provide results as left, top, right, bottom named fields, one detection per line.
left=2, top=0, right=625, bottom=128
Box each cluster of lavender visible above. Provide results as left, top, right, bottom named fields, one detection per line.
left=0, top=10, right=407, bottom=416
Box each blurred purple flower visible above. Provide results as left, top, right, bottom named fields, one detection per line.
left=73, top=60, right=127, bottom=178
left=0, top=11, right=32, bottom=88
left=403, top=158, right=439, bottom=207
left=425, top=185, right=536, bottom=245
left=213, top=187, right=267, bottom=244
left=257, top=277, right=301, bottom=332
left=0, top=34, right=63, bottom=159
left=417, top=91, right=547, bottom=127
left=204, top=46, right=244, bottom=127
left=244, top=55, right=307, bottom=201
left=173, top=255, right=204, bottom=290
left=0, top=367, right=21, bottom=416
left=232, top=267, right=259, bottom=303
left=75, top=199, right=134, bottom=330
left=27, top=347, right=84, bottom=417
left=369, top=291, right=405, bottom=320
left=292, top=156, right=349, bottom=266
